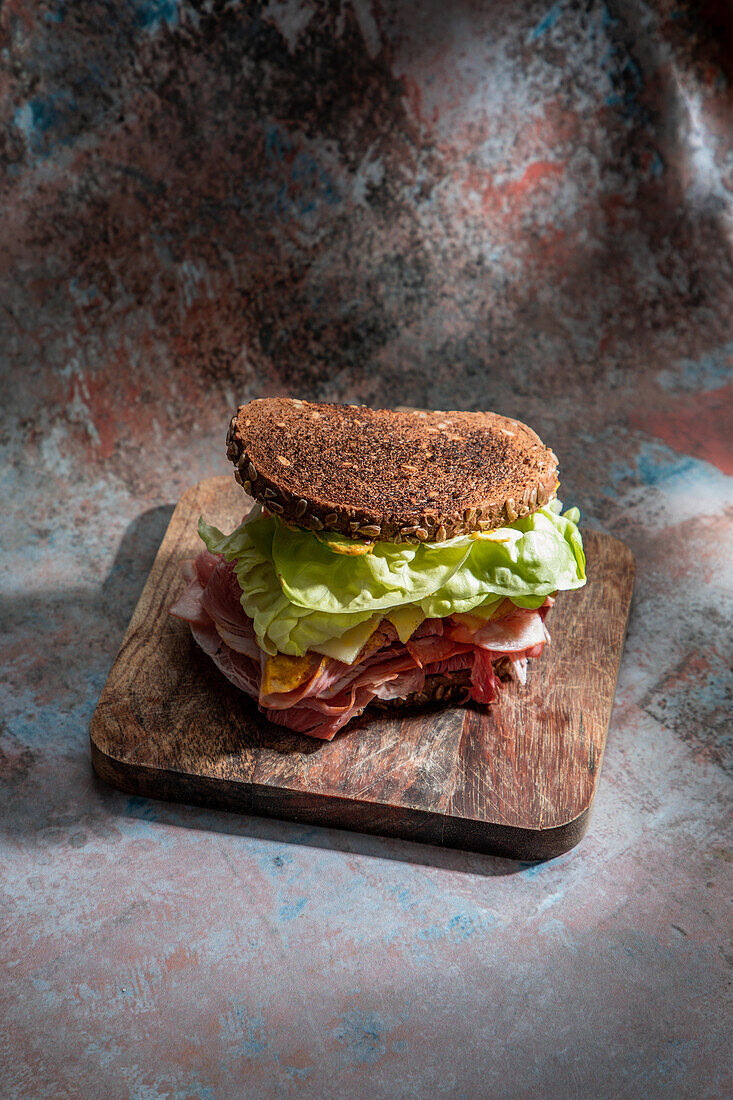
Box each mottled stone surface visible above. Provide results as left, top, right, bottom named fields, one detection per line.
left=1, top=2, right=731, bottom=1097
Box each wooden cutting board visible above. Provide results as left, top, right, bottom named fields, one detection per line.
left=90, top=476, right=634, bottom=860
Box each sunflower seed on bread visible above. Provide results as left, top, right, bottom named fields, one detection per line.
left=226, top=398, right=558, bottom=541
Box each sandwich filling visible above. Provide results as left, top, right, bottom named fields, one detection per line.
left=170, top=500, right=586, bottom=740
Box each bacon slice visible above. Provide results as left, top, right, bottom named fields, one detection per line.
left=169, top=551, right=552, bottom=739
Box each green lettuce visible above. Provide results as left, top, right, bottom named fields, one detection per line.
left=198, top=500, right=586, bottom=660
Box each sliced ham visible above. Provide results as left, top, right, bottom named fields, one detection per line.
left=406, top=634, right=472, bottom=668
left=170, top=551, right=553, bottom=740
left=374, top=666, right=426, bottom=701
left=201, top=560, right=249, bottom=632
left=261, top=643, right=421, bottom=712
left=470, top=647, right=500, bottom=704
left=264, top=687, right=375, bottom=739
left=200, top=558, right=262, bottom=660
left=539, top=595, right=555, bottom=621
left=194, top=549, right=222, bottom=586
left=447, top=608, right=547, bottom=653
left=180, top=560, right=197, bottom=583
left=189, top=620, right=261, bottom=697
left=410, top=617, right=444, bottom=639
left=214, top=622, right=261, bottom=661
left=424, top=652, right=475, bottom=676
left=169, top=575, right=212, bottom=628
left=357, top=619, right=399, bottom=660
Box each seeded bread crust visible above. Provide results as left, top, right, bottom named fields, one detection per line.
left=370, top=669, right=472, bottom=711
left=370, top=660, right=516, bottom=712
left=226, top=398, right=558, bottom=542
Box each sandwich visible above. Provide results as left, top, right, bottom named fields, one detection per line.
left=169, top=399, right=586, bottom=740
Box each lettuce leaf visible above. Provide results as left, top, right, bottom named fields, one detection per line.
left=198, top=502, right=586, bottom=660
left=273, top=521, right=473, bottom=612
left=198, top=513, right=375, bottom=658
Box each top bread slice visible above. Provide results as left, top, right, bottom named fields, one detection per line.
left=226, top=398, right=558, bottom=542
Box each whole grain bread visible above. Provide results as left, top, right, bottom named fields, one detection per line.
left=371, top=660, right=516, bottom=712
left=226, top=398, right=558, bottom=542
left=370, top=668, right=472, bottom=711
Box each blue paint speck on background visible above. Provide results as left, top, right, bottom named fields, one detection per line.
left=279, top=897, right=307, bottom=921
left=130, top=0, right=179, bottom=31
left=334, top=1010, right=388, bottom=1066
left=527, top=3, right=563, bottom=43
left=14, top=93, right=77, bottom=157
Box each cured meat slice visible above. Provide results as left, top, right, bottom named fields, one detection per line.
left=170, top=556, right=552, bottom=740
left=447, top=608, right=546, bottom=653
left=470, top=647, right=499, bottom=704
left=406, top=635, right=471, bottom=668
left=169, top=573, right=214, bottom=629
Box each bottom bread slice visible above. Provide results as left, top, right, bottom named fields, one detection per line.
left=370, top=662, right=516, bottom=712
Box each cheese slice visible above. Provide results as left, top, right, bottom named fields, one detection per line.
left=386, top=604, right=425, bottom=643
left=260, top=651, right=326, bottom=696
left=311, top=615, right=382, bottom=664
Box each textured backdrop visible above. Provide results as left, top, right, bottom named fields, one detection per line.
left=2, top=2, right=732, bottom=1097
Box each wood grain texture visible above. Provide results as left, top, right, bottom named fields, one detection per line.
left=90, top=476, right=635, bottom=859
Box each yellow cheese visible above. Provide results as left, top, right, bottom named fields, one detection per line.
left=311, top=615, right=381, bottom=664
left=386, top=604, right=425, bottom=643
left=260, top=651, right=326, bottom=696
